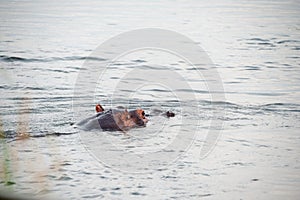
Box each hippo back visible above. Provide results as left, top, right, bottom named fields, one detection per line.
left=97, top=109, right=123, bottom=131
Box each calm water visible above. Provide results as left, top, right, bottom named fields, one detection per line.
left=1, top=0, right=300, bottom=199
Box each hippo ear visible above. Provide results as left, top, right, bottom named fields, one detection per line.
left=96, top=104, right=104, bottom=113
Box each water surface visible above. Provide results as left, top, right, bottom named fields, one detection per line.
left=0, top=0, right=300, bottom=199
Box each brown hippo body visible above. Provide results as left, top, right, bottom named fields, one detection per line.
left=76, top=107, right=148, bottom=131
left=97, top=109, right=148, bottom=131
left=75, top=104, right=174, bottom=131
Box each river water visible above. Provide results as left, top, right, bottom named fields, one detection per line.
left=0, top=0, right=300, bottom=199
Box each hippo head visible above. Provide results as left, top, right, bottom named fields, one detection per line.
left=131, top=109, right=148, bottom=126
left=119, top=109, right=148, bottom=129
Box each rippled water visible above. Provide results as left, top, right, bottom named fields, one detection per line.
left=1, top=0, right=300, bottom=199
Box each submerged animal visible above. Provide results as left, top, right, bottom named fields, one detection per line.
left=75, top=104, right=175, bottom=131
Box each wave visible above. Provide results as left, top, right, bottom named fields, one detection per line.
left=197, top=100, right=300, bottom=113
left=276, top=40, right=300, bottom=44
left=260, top=103, right=300, bottom=113
left=2, top=130, right=78, bottom=142
left=0, top=55, right=106, bottom=63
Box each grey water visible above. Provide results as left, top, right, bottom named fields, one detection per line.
left=0, top=0, right=300, bottom=199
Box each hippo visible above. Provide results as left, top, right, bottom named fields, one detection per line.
left=75, top=104, right=175, bottom=131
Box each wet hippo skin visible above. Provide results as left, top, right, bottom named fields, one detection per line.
left=75, top=104, right=175, bottom=131
left=97, top=109, right=148, bottom=131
